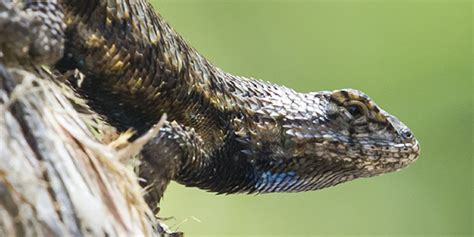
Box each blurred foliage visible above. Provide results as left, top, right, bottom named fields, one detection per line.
left=150, top=1, right=472, bottom=236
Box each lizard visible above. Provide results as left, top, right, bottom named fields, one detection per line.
left=0, top=0, right=420, bottom=209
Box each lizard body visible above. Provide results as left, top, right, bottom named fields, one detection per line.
left=0, top=0, right=420, bottom=207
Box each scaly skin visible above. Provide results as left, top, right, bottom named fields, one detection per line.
left=0, top=1, right=64, bottom=66
left=0, top=0, right=420, bottom=208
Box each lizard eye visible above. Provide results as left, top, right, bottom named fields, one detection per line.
left=344, top=101, right=367, bottom=119
left=347, top=105, right=362, bottom=117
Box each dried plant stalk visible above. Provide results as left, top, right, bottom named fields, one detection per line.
left=0, top=65, right=178, bottom=237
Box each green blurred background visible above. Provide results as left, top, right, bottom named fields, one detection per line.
left=151, top=1, right=472, bottom=236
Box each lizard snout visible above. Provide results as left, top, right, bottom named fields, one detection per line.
left=387, top=115, right=416, bottom=140
left=386, top=114, right=420, bottom=160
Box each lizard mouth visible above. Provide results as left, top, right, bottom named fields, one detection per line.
left=371, top=141, right=420, bottom=163
left=353, top=139, right=420, bottom=176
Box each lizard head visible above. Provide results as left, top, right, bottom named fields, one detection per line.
left=246, top=88, right=420, bottom=193
left=316, top=88, right=420, bottom=178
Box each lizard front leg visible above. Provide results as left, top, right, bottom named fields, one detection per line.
left=0, top=1, right=65, bottom=65
left=140, top=121, right=210, bottom=211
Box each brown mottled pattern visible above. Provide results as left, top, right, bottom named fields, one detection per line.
left=6, top=0, right=420, bottom=205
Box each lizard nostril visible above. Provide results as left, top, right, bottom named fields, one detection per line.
left=403, top=130, right=413, bottom=139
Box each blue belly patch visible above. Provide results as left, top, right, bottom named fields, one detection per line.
left=255, top=171, right=300, bottom=192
